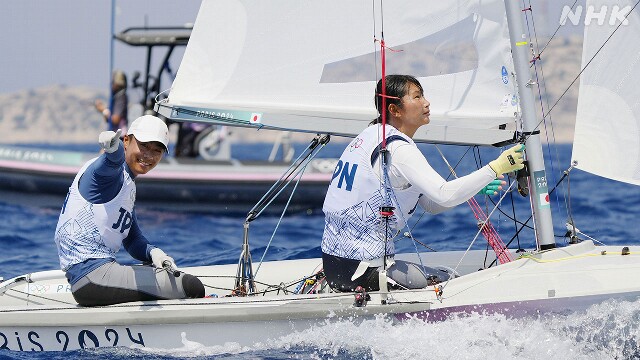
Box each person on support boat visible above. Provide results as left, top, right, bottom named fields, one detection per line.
left=94, top=69, right=129, bottom=138
left=321, top=74, right=525, bottom=292
left=54, top=115, right=205, bottom=306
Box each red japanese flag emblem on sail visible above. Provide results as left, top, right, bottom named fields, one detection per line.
left=539, top=193, right=550, bottom=206
left=250, top=113, right=262, bottom=124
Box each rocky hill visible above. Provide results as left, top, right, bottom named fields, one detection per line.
left=0, top=85, right=105, bottom=143
left=1, top=36, right=583, bottom=145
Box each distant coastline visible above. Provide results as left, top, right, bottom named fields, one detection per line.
left=1, top=35, right=581, bottom=145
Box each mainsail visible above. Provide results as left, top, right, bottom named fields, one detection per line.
left=572, top=0, right=640, bottom=185
left=157, top=0, right=518, bottom=146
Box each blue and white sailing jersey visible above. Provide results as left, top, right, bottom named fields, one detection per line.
left=55, top=158, right=137, bottom=271
left=322, top=124, right=423, bottom=261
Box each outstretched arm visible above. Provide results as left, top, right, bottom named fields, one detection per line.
left=388, top=143, right=495, bottom=211
left=78, top=130, right=125, bottom=203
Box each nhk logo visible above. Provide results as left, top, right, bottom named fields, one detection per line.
left=560, top=5, right=632, bottom=26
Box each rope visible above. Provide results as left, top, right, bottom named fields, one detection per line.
left=467, top=197, right=513, bottom=264
left=521, top=0, right=569, bottom=221
left=248, top=137, right=327, bottom=220
left=435, top=145, right=512, bottom=263
left=254, top=165, right=305, bottom=277
left=4, top=289, right=77, bottom=306
left=250, top=138, right=328, bottom=279
left=381, top=167, right=430, bottom=273
left=519, top=251, right=640, bottom=264
left=536, top=0, right=580, bottom=58
left=381, top=38, right=388, bottom=147
left=374, top=1, right=396, bottom=274
left=440, top=181, right=518, bottom=291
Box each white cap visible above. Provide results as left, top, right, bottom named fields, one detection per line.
left=127, top=115, right=169, bottom=152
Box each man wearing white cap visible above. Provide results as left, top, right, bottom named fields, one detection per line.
left=54, top=115, right=205, bottom=306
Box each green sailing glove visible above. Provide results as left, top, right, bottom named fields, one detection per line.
left=489, top=144, right=525, bottom=175
left=478, top=175, right=506, bottom=196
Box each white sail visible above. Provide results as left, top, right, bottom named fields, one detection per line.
left=572, top=0, right=640, bottom=185
left=158, top=0, right=518, bottom=146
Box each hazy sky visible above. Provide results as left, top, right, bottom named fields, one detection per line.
left=1, top=0, right=201, bottom=94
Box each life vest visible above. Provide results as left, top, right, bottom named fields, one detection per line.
left=322, top=124, right=423, bottom=261
left=54, top=158, right=136, bottom=271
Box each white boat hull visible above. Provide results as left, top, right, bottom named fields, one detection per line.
left=2, top=241, right=640, bottom=351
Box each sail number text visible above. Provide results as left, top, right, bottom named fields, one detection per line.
left=536, top=175, right=547, bottom=187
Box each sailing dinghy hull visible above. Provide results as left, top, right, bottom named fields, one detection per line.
left=2, top=241, right=640, bottom=351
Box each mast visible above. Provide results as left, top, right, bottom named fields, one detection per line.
left=107, top=0, right=116, bottom=129
left=503, top=1, right=556, bottom=250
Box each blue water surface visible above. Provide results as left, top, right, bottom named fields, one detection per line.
left=1, top=142, right=640, bottom=359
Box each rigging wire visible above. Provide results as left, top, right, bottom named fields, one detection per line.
left=536, top=0, right=580, bottom=58
left=505, top=0, right=640, bottom=158
left=408, top=143, right=528, bottom=262
left=249, top=137, right=328, bottom=278
left=441, top=181, right=518, bottom=290
left=372, top=0, right=398, bottom=279
left=397, top=232, right=438, bottom=252
left=560, top=162, right=599, bottom=246
left=565, top=165, right=576, bottom=242
left=4, top=289, right=76, bottom=306
left=485, top=194, right=534, bottom=230
left=406, top=145, right=475, bottom=238
left=107, top=0, right=116, bottom=129
left=372, top=0, right=380, bottom=89
left=472, top=146, right=526, bottom=251
left=506, top=174, right=524, bottom=250
left=539, top=0, right=640, bottom=130
left=232, top=135, right=328, bottom=295
left=253, top=155, right=327, bottom=285
left=484, top=166, right=575, bottom=268
left=382, top=170, right=430, bottom=273
left=248, top=137, right=327, bottom=220
left=472, top=147, right=503, bottom=251
left=435, top=145, right=513, bottom=264
left=420, top=139, right=580, bottom=264
left=521, top=0, right=570, bottom=222
left=253, top=167, right=305, bottom=278
left=472, top=146, right=512, bottom=249
left=514, top=1, right=639, bottom=245
left=405, top=144, right=527, bottom=259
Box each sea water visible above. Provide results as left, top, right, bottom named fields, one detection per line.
left=1, top=142, right=639, bottom=359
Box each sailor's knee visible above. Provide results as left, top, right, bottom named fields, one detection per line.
left=182, top=274, right=205, bottom=298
